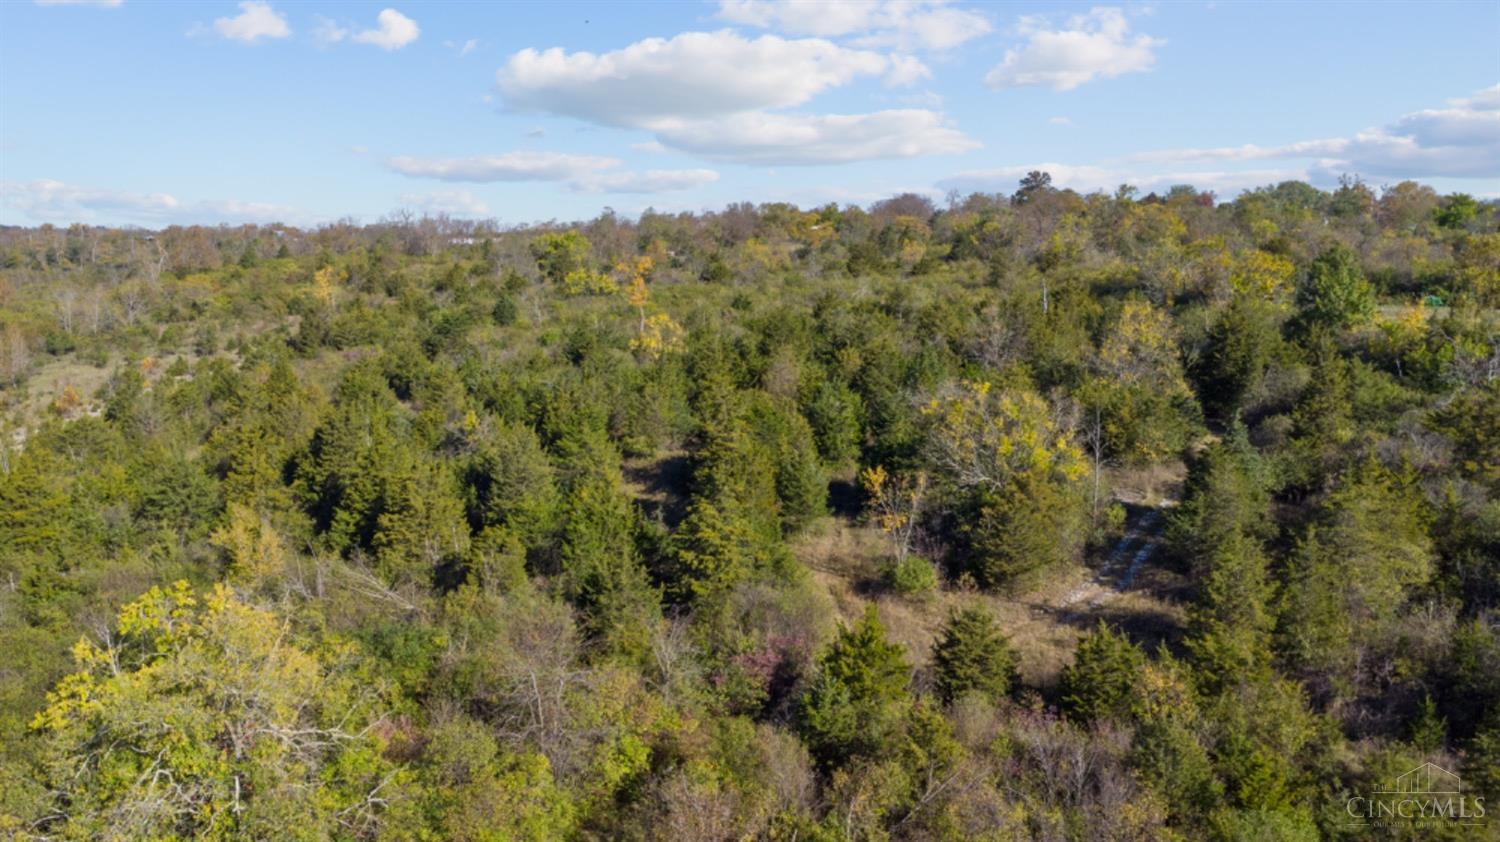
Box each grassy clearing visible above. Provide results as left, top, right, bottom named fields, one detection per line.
left=789, top=504, right=1187, bottom=694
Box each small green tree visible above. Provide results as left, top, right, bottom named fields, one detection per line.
left=930, top=606, right=1018, bottom=704
left=1189, top=296, right=1280, bottom=422
left=799, top=606, right=912, bottom=767
left=1060, top=622, right=1146, bottom=723
left=1185, top=531, right=1275, bottom=691
left=529, top=230, right=593, bottom=285
left=1296, top=244, right=1374, bottom=331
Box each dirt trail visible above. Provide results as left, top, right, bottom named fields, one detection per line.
left=1058, top=507, right=1169, bottom=616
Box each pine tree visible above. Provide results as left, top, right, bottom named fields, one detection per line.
left=558, top=437, right=660, bottom=663
left=1061, top=622, right=1146, bottom=723
left=1185, top=531, right=1275, bottom=691
left=800, top=606, right=912, bottom=766
left=930, top=606, right=1018, bottom=704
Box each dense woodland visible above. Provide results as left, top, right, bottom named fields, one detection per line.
left=0, top=175, right=1497, bottom=841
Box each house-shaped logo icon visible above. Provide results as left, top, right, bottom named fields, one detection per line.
left=1376, top=763, right=1463, bottom=795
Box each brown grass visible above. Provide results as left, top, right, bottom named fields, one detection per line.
left=790, top=510, right=1188, bottom=694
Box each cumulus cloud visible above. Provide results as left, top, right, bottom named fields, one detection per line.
left=386, top=152, right=720, bottom=195
left=386, top=152, right=620, bottom=182
left=985, top=7, right=1161, bottom=91
left=886, top=54, right=932, bottom=87
left=353, top=8, right=419, bottom=50
left=496, top=30, right=977, bottom=165
left=312, top=16, right=348, bottom=45
left=717, top=0, right=991, bottom=51
left=936, top=84, right=1500, bottom=201
left=211, top=1, right=290, bottom=43
left=1, top=179, right=298, bottom=225
left=498, top=31, right=890, bottom=126
left=399, top=189, right=489, bottom=216
left=652, top=109, right=977, bottom=165
left=1120, top=84, right=1500, bottom=180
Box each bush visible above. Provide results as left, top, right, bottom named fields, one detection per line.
left=884, top=554, right=937, bottom=597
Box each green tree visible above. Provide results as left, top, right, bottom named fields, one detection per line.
left=373, top=453, right=470, bottom=585
left=1168, top=423, right=1272, bottom=574
left=30, top=582, right=399, bottom=840
left=1278, top=461, right=1434, bottom=693
left=1185, top=532, right=1276, bottom=691
left=465, top=419, right=561, bottom=554
left=803, top=378, right=863, bottom=466
left=799, top=606, right=912, bottom=766
left=530, top=230, right=593, bottom=285
left=1060, top=622, right=1146, bottom=723
left=558, top=436, right=660, bottom=663
left=1434, top=193, right=1480, bottom=229
left=1190, top=296, right=1280, bottom=422
left=930, top=606, right=1018, bottom=704
left=1296, top=244, right=1374, bottom=331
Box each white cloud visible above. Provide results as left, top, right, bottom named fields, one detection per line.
left=353, top=8, right=419, bottom=50
left=444, top=38, right=478, bottom=57
left=313, top=16, right=348, bottom=45
left=1120, top=84, right=1500, bottom=180
left=886, top=54, right=932, bottom=87
left=212, top=1, right=290, bottom=44
left=717, top=1, right=992, bottom=51
left=1449, top=84, right=1500, bottom=111
left=496, top=30, right=976, bottom=165
left=1048, top=116, right=1073, bottom=126
left=1124, top=139, right=1349, bottom=165
left=631, top=140, right=668, bottom=153
left=386, top=152, right=719, bottom=195
left=654, top=109, right=977, bottom=165
left=399, top=189, right=489, bottom=216
left=498, top=30, right=889, bottom=126
left=571, top=169, right=721, bottom=194
left=386, top=152, right=620, bottom=182
left=985, top=7, right=1161, bottom=91
left=1, top=179, right=298, bottom=224
left=936, top=84, right=1500, bottom=200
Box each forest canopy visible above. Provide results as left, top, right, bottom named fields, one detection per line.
left=0, top=176, right=1497, bottom=840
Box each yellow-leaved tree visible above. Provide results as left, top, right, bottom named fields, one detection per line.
left=923, top=381, right=1088, bottom=588
left=30, top=581, right=400, bottom=840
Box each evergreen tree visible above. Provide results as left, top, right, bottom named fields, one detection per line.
left=930, top=606, right=1018, bottom=704
left=558, top=435, right=660, bottom=663
left=1185, top=532, right=1276, bottom=691
left=800, top=606, right=912, bottom=766
left=1278, top=461, right=1433, bottom=695
left=1189, top=296, right=1280, bottom=422
left=1060, top=622, right=1146, bottom=723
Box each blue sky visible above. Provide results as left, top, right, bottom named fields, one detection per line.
left=1, top=0, right=1497, bottom=227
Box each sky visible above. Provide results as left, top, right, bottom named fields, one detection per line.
left=0, top=0, right=1497, bottom=228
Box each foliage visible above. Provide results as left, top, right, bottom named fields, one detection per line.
left=0, top=179, right=1495, bottom=839
left=930, top=606, right=1017, bottom=704
left=30, top=582, right=399, bottom=840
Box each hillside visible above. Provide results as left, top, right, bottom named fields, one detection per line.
left=0, top=181, right=1497, bottom=840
